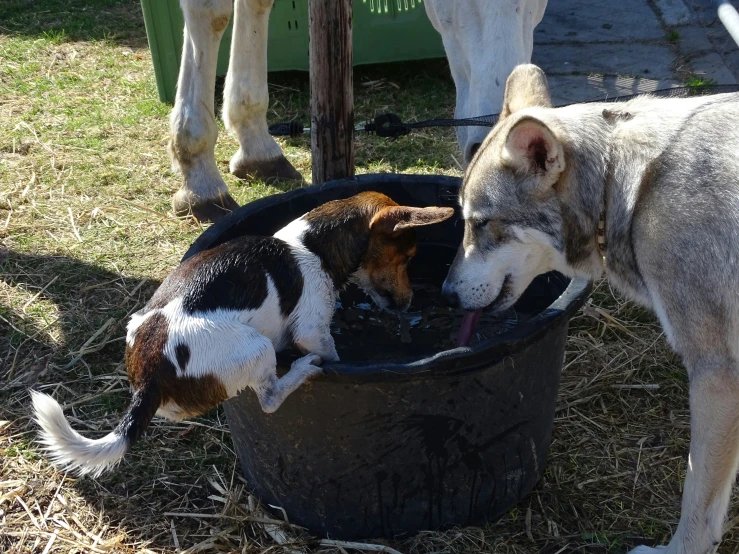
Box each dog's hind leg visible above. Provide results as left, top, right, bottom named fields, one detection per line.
left=165, top=323, right=319, bottom=415
left=629, top=360, right=739, bottom=554
left=156, top=321, right=278, bottom=419
left=253, top=354, right=323, bottom=414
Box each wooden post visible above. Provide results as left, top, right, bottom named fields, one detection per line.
left=309, top=0, right=354, bottom=185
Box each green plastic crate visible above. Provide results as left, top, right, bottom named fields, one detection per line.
left=140, top=0, right=446, bottom=104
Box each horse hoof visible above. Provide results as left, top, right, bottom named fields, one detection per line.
left=231, top=155, right=303, bottom=183
left=172, top=190, right=240, bottom=223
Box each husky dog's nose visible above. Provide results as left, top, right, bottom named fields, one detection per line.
left=442, top=286, right=459, bottom=308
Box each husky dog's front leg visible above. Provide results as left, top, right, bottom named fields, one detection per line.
left=629, top=360, right=739, bottom=554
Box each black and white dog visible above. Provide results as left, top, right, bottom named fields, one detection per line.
left=32, top=192, right=453, bottom=477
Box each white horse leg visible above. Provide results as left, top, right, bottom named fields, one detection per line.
left=169, top=0, right=238, bottom=222
left=223, top=0, right=302, bottom=183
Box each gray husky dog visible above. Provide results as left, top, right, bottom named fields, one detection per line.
left=442, top=64, right=739, bottom=554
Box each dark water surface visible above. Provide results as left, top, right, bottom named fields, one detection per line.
left=275, top=244, right=566, bottom=366
left=330, top=282, right=528, bottom=361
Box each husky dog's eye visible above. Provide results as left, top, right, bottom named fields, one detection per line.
left=472, top=219, right=490, bottom=230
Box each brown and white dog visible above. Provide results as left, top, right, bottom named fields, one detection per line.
left=31, top=192, right=453, bottom=477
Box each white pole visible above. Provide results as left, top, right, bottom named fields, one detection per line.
left=718, top=1, right=739, bottom=48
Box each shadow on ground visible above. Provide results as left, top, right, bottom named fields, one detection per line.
left=0, top=249, right=240, bottom=552
left=1, top=0, right=149, bottom=47
left=0, top=250, right=159, bottom=388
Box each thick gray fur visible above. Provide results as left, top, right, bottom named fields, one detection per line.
left=442, top=63, right=739, bottom=554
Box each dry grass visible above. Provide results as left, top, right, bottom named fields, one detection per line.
left=2, top=1, right=739, bottom=553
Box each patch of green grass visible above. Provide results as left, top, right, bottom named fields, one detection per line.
left=581, top=530, right=627, bottom=550
left=685, top=74, right=718, bottom=87
left=3, top=440, right=40, bottom=462
left=667, top=29, right=680, bottom=44
left=40, top=28, right=68, bottom=44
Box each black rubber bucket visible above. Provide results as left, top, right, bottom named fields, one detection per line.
left=183, top=174, right=590, bottom=540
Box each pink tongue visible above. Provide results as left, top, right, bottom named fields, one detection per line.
left=457, top=310, right=483, bottom=347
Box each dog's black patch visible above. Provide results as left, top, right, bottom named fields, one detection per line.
left=175, top=343, right=190, bottom=373
left=536, top=211, right=552, bottom=229
left=146, top=236, right=304, bottom=318
left=125, top=313, right=229, bottom=427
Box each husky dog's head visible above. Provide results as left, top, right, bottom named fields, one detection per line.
left=442, top=64, right=571, bottom=313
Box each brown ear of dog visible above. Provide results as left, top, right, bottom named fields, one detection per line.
left=500, top=64, right=552, bottom=119
left=369, top=206, right=455, bottom=234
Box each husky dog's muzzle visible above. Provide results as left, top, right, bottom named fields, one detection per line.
left=441, top=238, right=519, bottom=314
left=442, top=273, right=512, bottom=312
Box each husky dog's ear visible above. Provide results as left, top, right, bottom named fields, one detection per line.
left=500, top=64, right=552, bottom=119
left=502, top=116, right=564, bottom=185
left=370, top=206, right=454, bottom=234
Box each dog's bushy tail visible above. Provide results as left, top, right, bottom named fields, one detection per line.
left=30, top=384, right=160, bottom=477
